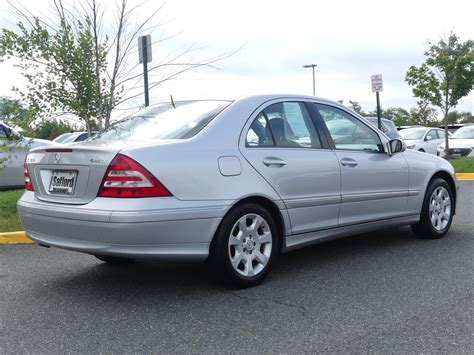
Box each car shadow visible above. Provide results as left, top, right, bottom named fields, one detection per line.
left=39, top=225, right=426, bottom=300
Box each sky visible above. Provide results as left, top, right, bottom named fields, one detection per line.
left=0, top=0, right=473, bottom=122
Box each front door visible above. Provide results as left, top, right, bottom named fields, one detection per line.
left=314, top=103, right=409, bottom=226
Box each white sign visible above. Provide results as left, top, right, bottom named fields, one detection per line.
left=371, top=74, right=383, bottom=92
left=138, top=35, right=152, bottom=63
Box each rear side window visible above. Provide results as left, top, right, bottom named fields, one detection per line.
left=75, top=133, right=89, bottom=142
left=246, top=113, right=274, bottom=147
left=94, top=100, right=231, bottom=141
left=246, top=102, right=321, bottom=148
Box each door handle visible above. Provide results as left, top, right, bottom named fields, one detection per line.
left=340, top=158, right=358, bottom=167
left=263, top=157, right=287, bottom=167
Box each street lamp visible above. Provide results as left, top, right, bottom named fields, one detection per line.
left=302, top=64, right=317, bottom=96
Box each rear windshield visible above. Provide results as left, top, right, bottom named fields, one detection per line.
left=94, top=100, right=231, bottom=141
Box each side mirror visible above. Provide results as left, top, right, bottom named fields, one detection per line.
left=388, top=139, right=404, bottom=155
left=425, top=135, right=432, bottom=141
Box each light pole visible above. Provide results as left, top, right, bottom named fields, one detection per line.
left=302, top=64, right=317, bottom=95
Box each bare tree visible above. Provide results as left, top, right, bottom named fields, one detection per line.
left=1, top=0, right=238, bottom=131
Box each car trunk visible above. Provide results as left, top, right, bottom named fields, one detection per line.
left=26, top=142, right=124, bottom=205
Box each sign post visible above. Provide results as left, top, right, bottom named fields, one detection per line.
left=371, top=74, right=383, bottom=130
left=138, top=35, right=152, bottom=107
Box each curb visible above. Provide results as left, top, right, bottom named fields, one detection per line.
left=0, top=231, right=33, bottom=244
left=456, top=173, right=474, bottom=180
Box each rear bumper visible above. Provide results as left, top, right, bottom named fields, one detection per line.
left=17, top=192, right=227, bottom=260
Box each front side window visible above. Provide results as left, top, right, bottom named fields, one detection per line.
left=315, top=104, right=383, bottom=152
left=246, top=102, right=321, bottom=148
left=94, top=100, right=231, bottom=141
left=438, top=130, right=446, bottom=139
left=426, top=130, right=438, bottom=140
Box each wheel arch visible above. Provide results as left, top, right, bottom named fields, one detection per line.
left=212, top=196, right=287, bottom=251
left=428, top=170, right=457, bottom=214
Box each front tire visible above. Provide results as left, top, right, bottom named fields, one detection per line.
left=411, top=178, right=454, bottom=239
left=209, top=203, right=279, bottom=288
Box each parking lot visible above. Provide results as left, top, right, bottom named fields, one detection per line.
left=0, top=181, right=472, bottom=353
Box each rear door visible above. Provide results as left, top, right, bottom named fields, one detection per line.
left=240, top=100, right=341, bottom=235
left=313, top=103, right=409, bottom=226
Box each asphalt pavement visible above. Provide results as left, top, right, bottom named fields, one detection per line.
left=1, top=182, right=473, bottom=353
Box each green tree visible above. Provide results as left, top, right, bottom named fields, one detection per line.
left=31, top=120, right=76, bottom=140
left=459, top=112, right=474, bottom=123
left=409, top=100, right=438, bottom=126
left=382, top=107, right=411, bottom=126
left=406, top=32, right=474, bottom=155
left=0, top=96, right=36, bottom=130
left=348, top=100, right=366, bottom=116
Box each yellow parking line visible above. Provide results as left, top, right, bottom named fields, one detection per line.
left=0, top=231, right=33, bottom=244
left=456, top=173, right=474, bottom=180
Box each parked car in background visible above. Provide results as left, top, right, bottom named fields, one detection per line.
left=437, top=125, right=474, bottom=158
left=365, top=117, right=401, bottom=139
left=0, top=122, right=54, bottom=189
left=397, top=125, right=424, bottom=131
left=438, top=123, right=474, bottom=134
left=18, top=95, right=457, bottom=288
left=400, top=127, right=448, bottom=155
left=53, top=131, right=97, bottom=144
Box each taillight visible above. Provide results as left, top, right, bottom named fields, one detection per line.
left=97, top=154, right=172, bottom=198
left=24, top=161, right=34, bottom=191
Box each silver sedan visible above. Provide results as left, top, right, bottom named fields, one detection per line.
left=18, top=95, right=457, bottom=288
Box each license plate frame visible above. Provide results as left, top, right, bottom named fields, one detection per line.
left=48, top=170, right=78, bottom=195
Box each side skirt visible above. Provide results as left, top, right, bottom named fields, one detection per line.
left=282, top=214, right=420, bottom=253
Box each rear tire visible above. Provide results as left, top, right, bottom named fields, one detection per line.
left=411, top=178, right=454, bottom=239
left=94, top=255, right=135, bottom=264
left=209, top=203, right=279, bottom=288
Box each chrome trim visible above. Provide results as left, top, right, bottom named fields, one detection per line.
left=408, top=189, right=421, bottom=196
left=285, top=195, right=341, bottom=209
left=341, top=190, right=408, bottom=203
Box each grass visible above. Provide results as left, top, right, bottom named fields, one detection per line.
left=449, top=156, right=474, bottom=173
left=0, top=189, right=24, bottom=232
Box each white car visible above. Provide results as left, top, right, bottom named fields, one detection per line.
left=437, top=125, right=474, bottom=158
left=400, top=127, right=448, bottom=155
left=0, top=122, right=54, bottom=189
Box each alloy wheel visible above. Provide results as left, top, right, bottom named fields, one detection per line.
left=227, top=213, right=273, bottom=277
left=429, top=186, right=451, bottom=231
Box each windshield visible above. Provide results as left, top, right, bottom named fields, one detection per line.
left=451, top=127, right=474, bottom=139
left=400, top=129, right=426, bottom=140
left=94, top=100, right=231, bottom=141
